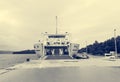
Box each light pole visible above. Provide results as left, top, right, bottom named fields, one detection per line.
left=114, top=29, right=117, bottom=58
left=86, top=41, right=88, bottom=54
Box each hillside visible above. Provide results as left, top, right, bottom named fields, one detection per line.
left=78, top=36, right=120, bottom=55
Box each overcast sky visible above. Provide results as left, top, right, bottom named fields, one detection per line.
left=0, top=0, right=120, bottom=51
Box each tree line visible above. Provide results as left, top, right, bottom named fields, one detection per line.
left=78, top=36, right=120, bottom=55
left=13, top=50, right=35, bottom=54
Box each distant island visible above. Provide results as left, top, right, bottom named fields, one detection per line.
left=78, top=36, right=120, bottom=55
left=13, top=50, right=35, bottom=54
left=0, top=50, right=35, bottom=54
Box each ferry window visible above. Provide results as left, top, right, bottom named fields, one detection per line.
left=62, top=42, right=65, bottom=45
left=47, top=42, right=50, bottom=45
left=67, top=42, right=69, bottom=44
left=37, top=46, right=39, bottom=48
left=57, top=42, right=60, bottom=44
left=48, top=35, right=65, bottom=38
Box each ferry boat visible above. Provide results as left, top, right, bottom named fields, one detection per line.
left=34, top=32, right=79, bottom=58
left=34, top=17, right=79, bottom=58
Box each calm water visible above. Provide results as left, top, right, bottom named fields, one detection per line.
left=0, top=54, right=38, bottom=69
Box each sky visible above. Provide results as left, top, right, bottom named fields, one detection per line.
left=0, top=0, right=120, bottom=51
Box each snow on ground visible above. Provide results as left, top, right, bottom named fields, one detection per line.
left=40, top=57, right=120, bottom=68
left=4, top=56, right=120, bottom=70
left=0, top=55, right=120, bottom=82
left=0, top=55, right=120, bottom=75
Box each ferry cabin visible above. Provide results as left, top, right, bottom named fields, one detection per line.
left=34, top=33, right=79, bottom=57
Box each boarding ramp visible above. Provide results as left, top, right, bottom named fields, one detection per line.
left=45, top=55, right=72, bottom=60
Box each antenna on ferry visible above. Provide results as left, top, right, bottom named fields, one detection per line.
left=56, top=16, right=58, bottom=34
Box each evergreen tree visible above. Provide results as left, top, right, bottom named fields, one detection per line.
left=78, top=36, right=120, bottom=55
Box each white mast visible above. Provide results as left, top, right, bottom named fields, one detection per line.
left=56, top=16, right=58, bottom=34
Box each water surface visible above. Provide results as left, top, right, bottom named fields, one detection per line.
left=0, top=54, right=38, bottom=69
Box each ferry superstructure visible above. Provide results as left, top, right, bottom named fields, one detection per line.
left=34, top=32, right=79, bottom=58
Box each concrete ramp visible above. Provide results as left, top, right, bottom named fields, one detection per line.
left=46, top=55, right=72, bottom=60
